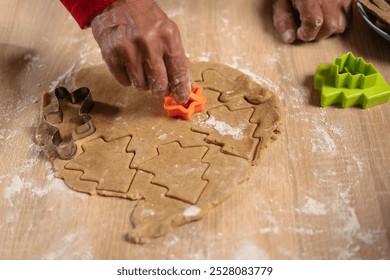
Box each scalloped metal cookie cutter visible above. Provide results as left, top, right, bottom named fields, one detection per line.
left=43, top=87, right=96, bottom=159
left=314, top=52, right=390, bottom=109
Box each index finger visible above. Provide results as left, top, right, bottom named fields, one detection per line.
left=165, top=53, right=191, bottom=104
left=162, top=22, right=191, bottom=104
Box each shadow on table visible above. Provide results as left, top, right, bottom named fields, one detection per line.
left=0, top=43, right=38, bottom=98
left=256, top=0, right=279, bottom=40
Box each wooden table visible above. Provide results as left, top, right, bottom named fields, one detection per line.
left=1, top=0, right=389, bottom=259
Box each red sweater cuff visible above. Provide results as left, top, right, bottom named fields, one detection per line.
left=60, top=0, right=117, bottom=28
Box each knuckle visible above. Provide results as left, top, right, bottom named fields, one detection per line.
left=321, top=20, right=338, bottom=34
left=150, top=78, right=168, bottom=93
left=301, top=16, right=323, bottom=29
left=161, top=20, right=180, bottom=38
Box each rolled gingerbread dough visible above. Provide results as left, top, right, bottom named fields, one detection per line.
left=36, top=62, right=284, bottom=243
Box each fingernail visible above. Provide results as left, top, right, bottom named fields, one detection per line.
left=173, top=92, right=189, bottom=104
left=281, top=29, right=295, bottom=43
left=173, top=81, right=191, bottom=104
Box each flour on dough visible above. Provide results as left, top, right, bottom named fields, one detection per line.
left=36, top=62, right=284, bottom=243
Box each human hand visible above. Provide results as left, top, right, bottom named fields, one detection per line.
left=272, top=0, right=353, bottom=43
left=90, top=0, right=191, bottom=103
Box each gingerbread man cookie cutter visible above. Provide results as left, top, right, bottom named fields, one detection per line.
left=42, top=87, right=96, bottom=159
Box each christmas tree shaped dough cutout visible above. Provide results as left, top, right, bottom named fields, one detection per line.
left=65, top=136, right=136, bottom=194
left=139, top=142, right=209, bottom=205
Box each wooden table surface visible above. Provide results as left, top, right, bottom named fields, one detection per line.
left=1, top=0, right=389, bottom=260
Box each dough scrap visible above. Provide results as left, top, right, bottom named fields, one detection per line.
left=36, top=62, right=284, bottom=243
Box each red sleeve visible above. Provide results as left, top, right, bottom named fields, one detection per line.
left=60, top=0, right=117, bottom=28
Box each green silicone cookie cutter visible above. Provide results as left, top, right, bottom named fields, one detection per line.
left=314, top=52, right=390, bottom=109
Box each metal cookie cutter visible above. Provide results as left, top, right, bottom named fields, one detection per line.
left=43, top=87, right=96, bottom=159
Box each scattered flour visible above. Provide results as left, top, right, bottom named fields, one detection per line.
left=258, top=226, right=280, bottom=234
left=201, top=116, right=244, bottom=140
left=141, top=209, right=156, bottom=217
left=297, top=196, right=327, bottom=216
left=330, top=125, right=345, bottom=138
left=158, top=133, right=168, bottom=140
left=164, top=235, right=180, bottom=247
left=331, top=189, right=365, bottom=259
left=43, top=230, right=93, bottom=260
left=183, top=205, right=201, bottom=217
left=310, top=126, right=337, bottom=156
left=195, top=51, right=212, bottom=62
left=234, top=241, right=269, bottom=259
left=4, top=175, right=32, bottom=207
left=293, top=228, right=316, bottom=235
left=264, top=53, right=281, bottom=65
left=48, top=64, right=77, bottom=91
left=78, top=47, right=101, bottom=66
left=228, top=65, right=279, bottom=92
left=24, top=53, right=45, bottom=71
left=165, top=7, right=184, bottom=18
left=0, top=129, right=17, bottom=143
left=352, top=155, right=364, bottom=174
left=3, top=173, right=67, bottom=208
left=289, top=86, right=310, bottom=107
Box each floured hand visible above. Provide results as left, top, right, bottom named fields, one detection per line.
left=91, top=0, right=191, bottom=103
left=272, top=0, right=352, bottom=43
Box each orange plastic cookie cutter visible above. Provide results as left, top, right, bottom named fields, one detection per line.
left=164, top=85, right=207, bottom=120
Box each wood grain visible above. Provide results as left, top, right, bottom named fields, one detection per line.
left=1, top=0, right=389, bottom=259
